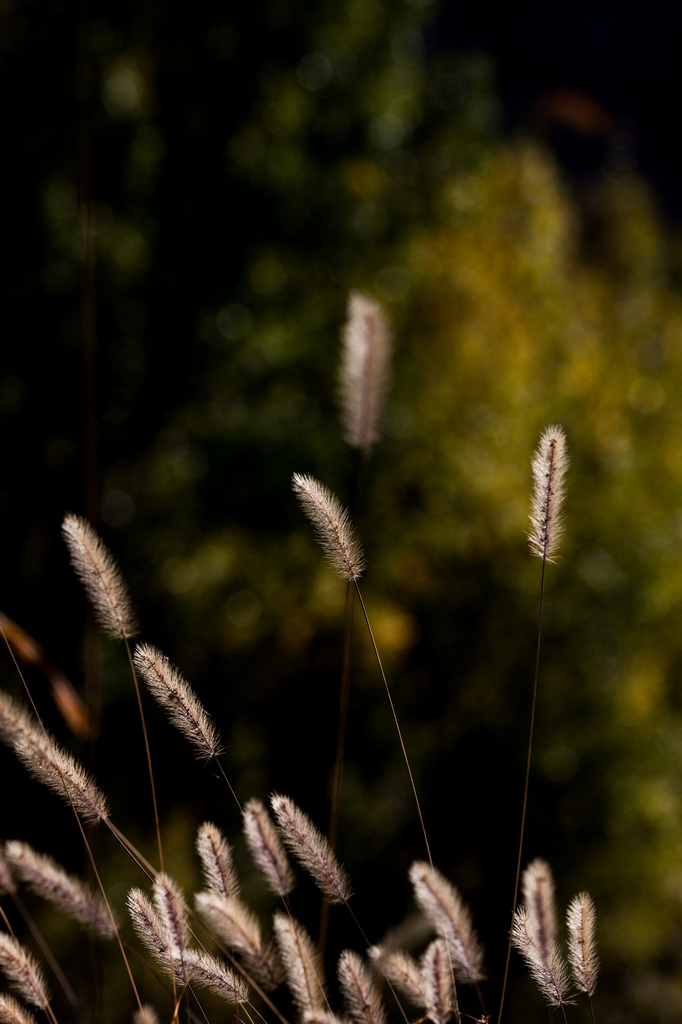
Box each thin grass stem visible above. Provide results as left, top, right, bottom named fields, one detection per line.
left=353, top=583, right=432, bottom=868
left=123, top=638, right=164, bottom=873
left=497, top=557, right=547, bottom=1024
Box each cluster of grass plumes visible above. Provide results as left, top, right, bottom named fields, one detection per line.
left=0, top=452, right=598, bottom=1024
left=0, top=296, right=606, bottom=1024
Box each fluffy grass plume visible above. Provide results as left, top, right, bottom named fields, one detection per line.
left=153, top=874, right=188, bottom=973
left=304, top=1012, right=347, bottom=1024
left=522, top=859, right=557, bottom=956
left=338, top=950, right=386, bottom=1024
left=292, top=474, right=365, bottom=582
left=0, top=691, right=109, bottom=824
left=134, top=643, right=222, bottom=761
left=0, top=994, right=38, bottom=1024
left=512, top=860, right=571, bottom=1009
left=270, top=793, right=352, bottom=904
left=273, top=912, right=326, bottom=1015
left=528, top=425, right=568, bottom=562
left=132, top=1007, right=159, bottom=1024
left=243, top=798, right=294, bottom=897
left=409, top=861, right=484, bottom=985
left=567, top=892, right=599, bottom=996
left=339, top=291, right=391, bottom=452
left=511, top=906, right=571, bottom=1009
left=0, top=847, right=16, bottom=897
left=195, top=821, right=238, bottom=898
left=182, top=948, right=249, bottom=1004
left=127, top=888, right=171, bottom=969
left=62, top=512, right=137, bottom=639
left=5, top=841, right=114, bottom=938
left=195, top=891, right=282, bottom=991
left=0, top=934, right=51, bottom=1012
left=368, top=946, right=425, bottom=1006
left=420, top=939, right=454, bottom=1024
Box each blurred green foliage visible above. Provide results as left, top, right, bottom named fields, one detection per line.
left=4, top=0, right=682, bottom=1020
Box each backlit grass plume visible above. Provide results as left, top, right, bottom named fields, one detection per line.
left=195, top=821, right=238, bottom=898
left=0, top=934, right=52, bottom=1017
left=292, top=474, right=365, bottom=582
left=62, top=513, right=137, bottom=639
left=0, top=691, right=109, bottom=824
left=243, top=798, right=294, bottom=897
left=195, top=890, right=282, bottom=991
left=339, top=291, right=391, bottom=452
left=511, top=906, right=571, bottom=1014
left=567, top=892, right=599, bottom=1005
left=420, top=939, right=454, bottom=1024
left=337, top=950, right=386, bottom=1024
left=273, top=912, right=326, bottom=1015
left=368, top=946, right=425, bottom=1006
left=134, top=643, right=222, bottom=762
left=528, top=425, right=568, bottom=562
left=409, top=861, right=484, bottom=986
left=270, top=793, right=352, bottom=905
left=5, top=841, right=115, bottom=938
left=0, top=994, right=39, bottom=1024
left=512, top=860, right=571, bottom=1017
left=522, top=859, right=557, bottom=954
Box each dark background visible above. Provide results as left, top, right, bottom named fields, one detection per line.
left=3, top=1, right=682, bottom=1022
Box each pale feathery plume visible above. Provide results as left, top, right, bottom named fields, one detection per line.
left=0, top=933, right=50, bottom=1011
left=273, top=912, right=326, bottom=1015
left=338, top=950, right=386, bottom=1024
left=304, top=1012, right=349, bottom=1024
left=127, top=888, right=171, bottom=970
left=195, top=891, right=282, bottom=991
left=521, top=859, right=557, bottom=959
left=132, top=1006, right=159, bottom=1024
left=528, top=425, right=568, bottom=563
left=566, top=892, right=599, bottom=997
left=339, top=291, right=391, bottom=452
left=14, top=732, right=109, bottom=825
left=62, top=512, right=137, bottom=639
left=292, top=475, right=365, bottom=583
left=243, top=798, right=294, bottom=897
left=0, top=691, right=43, bottom=750
left=420, top=939, right=454, bottom=1024
left=134, top=644, right=222, bottom=762
left=5, top=841, right=115, bottom=938
left=0, top=994, right=38, bottom=1024
left=153, top=874, right=188, bottom=982
left=132, top=1007, right=159, bottom=1024
left=368, top=946, right=425, bottom=1006
left=0, top=690, right=109, bottom=824
left=511, top=906, right=571, bottom=1009
left=0, top=846, right=16, bottom=897
left=196, top=822, right=239, bottom=898
left=270, top=794, right=352, bottom=905
left=182, top=948, right=249, bottom=1004
left=408, top=862, right=484, bottom=985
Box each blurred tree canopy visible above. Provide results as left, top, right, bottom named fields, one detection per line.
left=4, top=0, right=682, bottom=1021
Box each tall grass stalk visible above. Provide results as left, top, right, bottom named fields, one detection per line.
left=292, top=474, right=432, bottom=869
left=329, top=292, right=391, bottom=850
left=498, top=426, right=568, bottom=1024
